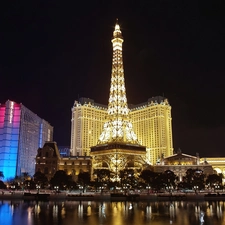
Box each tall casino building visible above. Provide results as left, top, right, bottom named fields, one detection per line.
left=0, top=100, right=53, bottom=180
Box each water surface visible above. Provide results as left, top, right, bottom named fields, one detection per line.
left=0, top=200, right=224, bottom=225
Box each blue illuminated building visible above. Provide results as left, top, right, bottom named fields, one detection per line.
left=0, top=100, right=53, bottom=181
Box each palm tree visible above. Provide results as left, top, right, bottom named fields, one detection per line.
left=94, top=169, right=111, bottom=192
left=50, top=170, right=74, bottom=190
left=78, top=171, right=90, bottom=193
left=206, top=174, right=222, bottom=190
left=139, top=170, right=157, bottom=193
left=183, top=168, right=205, bottom=190
left=119, top=169, right=136, bottom=191
left=33, top=171, right=48, bottom=188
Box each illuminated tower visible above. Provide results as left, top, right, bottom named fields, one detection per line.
left=90, top=22, right=146, bottom=177
left=70, top=23, right=173, bottom=165
left=97, top=23, right=139, bottom=145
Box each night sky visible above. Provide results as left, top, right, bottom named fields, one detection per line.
left=1, top=1, right=225, bottom=157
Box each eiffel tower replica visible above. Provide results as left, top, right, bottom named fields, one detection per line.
left=90, top=21, right=146, bottom=180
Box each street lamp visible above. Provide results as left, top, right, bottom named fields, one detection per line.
left=54, top=186, right=59, bottom=193
left=169, top=186, right=173, bottom=195
left=79, top=186, right=83, bottom=194
left=194, top=185, right=198, bottom=193
left=214, top=185, right=220, bottom=192
left=146, top=186, right=151, bottom=194
left=36, top=185, right=40, bottom=194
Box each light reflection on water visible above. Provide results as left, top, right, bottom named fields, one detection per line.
left=0, top=200, right=225, bottom=225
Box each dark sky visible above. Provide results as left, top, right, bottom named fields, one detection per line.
left=1, top=1, right=225, bottom=157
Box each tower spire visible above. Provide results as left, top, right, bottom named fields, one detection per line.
left=98, top=21, right=139, bottom=145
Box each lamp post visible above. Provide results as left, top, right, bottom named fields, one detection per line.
left=54, top=186, right=59, bottom=194
left=194, top=185, right=198, bottom=194
left=146, top=186, right=151, bottom=194
left=79, top=186, right=83, bottom=194
left=36, top=185, right=40, bottom=194
left=169, top=186, right=173, bottom=195
left=215, top=185, right=220, bottom=192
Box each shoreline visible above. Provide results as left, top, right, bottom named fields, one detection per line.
left=0, top=191, right=225, bottom=202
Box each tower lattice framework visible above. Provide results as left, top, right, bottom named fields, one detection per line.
left=91, top=21, right=146, bottom=179
left=98, top=22, right=138, bottom=144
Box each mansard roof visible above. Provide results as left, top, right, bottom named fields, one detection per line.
left=164, top=152, right=197, bottom=161
left=42, top=141, right=61, bottom=158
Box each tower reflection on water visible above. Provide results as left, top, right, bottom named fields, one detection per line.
left=0, top=201, right=225, bottom=225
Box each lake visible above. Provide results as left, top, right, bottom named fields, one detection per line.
left=0, top=200, right=225, bottom=225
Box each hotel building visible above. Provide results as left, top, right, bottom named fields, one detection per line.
left=0, top=100, right=53, bottom=181
left=70, top=98, right=107, bottom=157
left=71, top=97, right=173, bottom=165
left=130, top=96, right=173, bottom=164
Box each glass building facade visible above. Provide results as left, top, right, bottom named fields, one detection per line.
left=0, top=100, right=53, bottom=181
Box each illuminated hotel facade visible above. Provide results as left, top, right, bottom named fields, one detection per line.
left=70, top=23, right=173, bottom=165
left=0, top=100, right=53, bottom=181
left=71, top=97, right=173, bottom=165
left=130, top=96, right=173, bottom=164
left=70, top=98, right=107, bottom=157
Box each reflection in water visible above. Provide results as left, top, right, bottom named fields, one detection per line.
left=146, top=204, right=152, bottom=219
left=1, top=200, right=225, bottom=225
left=169, top=202, right=175, bottom=223
left=53, top=204, right=58, bottom=224
left=87, top=204, right=91, bottom=216
left=200, top=211, right=204, bottom=224
left=78, top=203, right=83, bottom=218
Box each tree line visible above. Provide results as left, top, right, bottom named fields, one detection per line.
left=0, top=169, right=223, bottom=192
